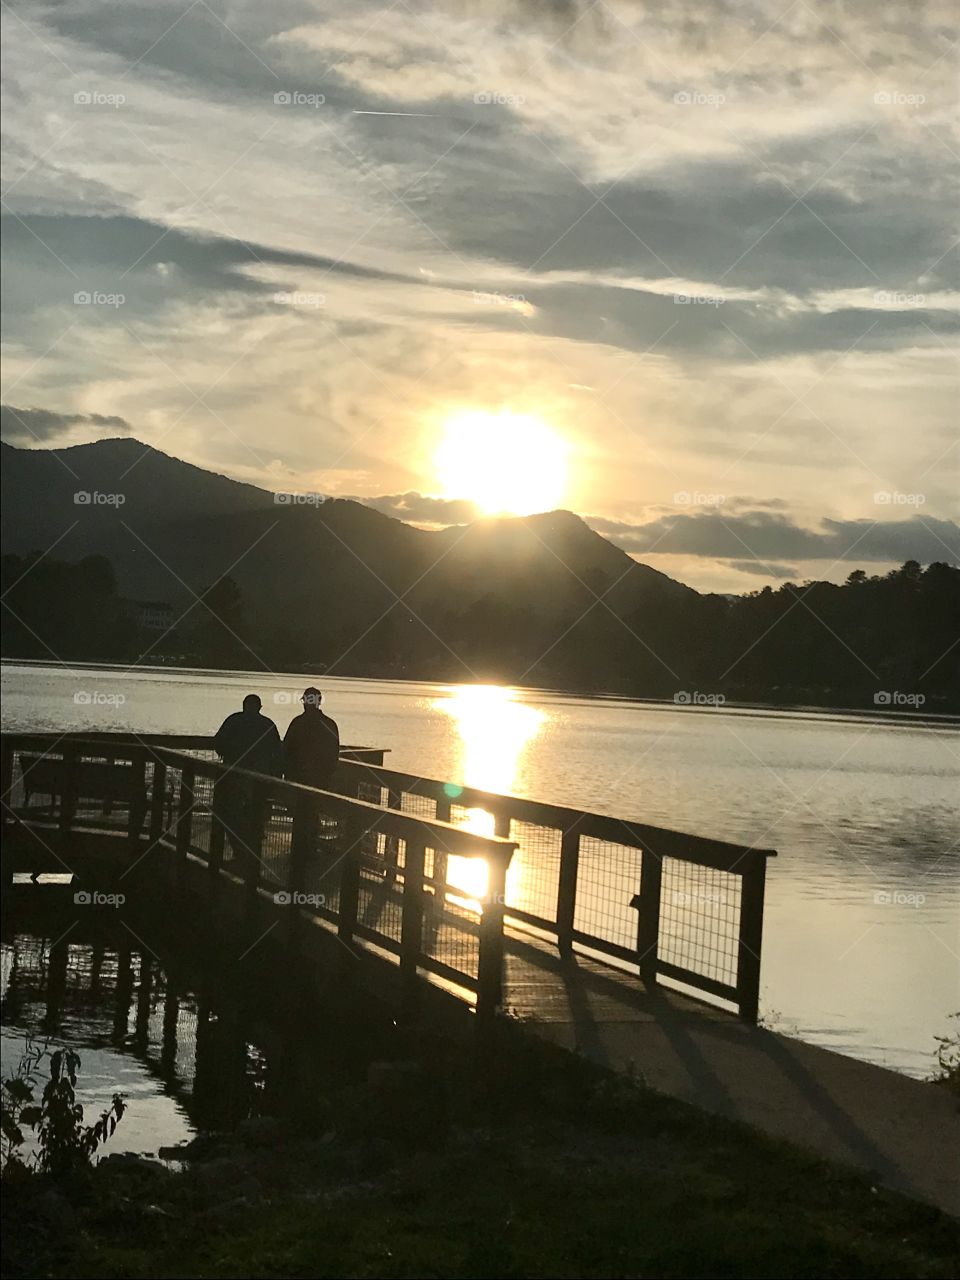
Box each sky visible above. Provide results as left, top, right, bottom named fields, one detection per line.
left=1, top=0, right=958, bottom=593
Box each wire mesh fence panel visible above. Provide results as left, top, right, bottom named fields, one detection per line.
left=259, top=799, right=294, bottom=891
left=504, top=819, right=562, bottom=925
left=420, top=862, right=481, bottom=985
left=658, top=859, right=742, bottom=988
left=357, top=838, right=406, bottom=946
left=400, top=792, right=438, bottom=820
left=357, top=782, right=385, bottom=806
left=574, top=837, right=643, bottom=953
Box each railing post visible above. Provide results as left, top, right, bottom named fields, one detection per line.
left=127, top=746, right=147, bottom=846
left=636, top=847, right=662, bottom=988
left=432, top=797, right=450, bottom=911
left=59, top=741, right=79, bottom=842
left=557, top=820, right=581, bottom=956
left=338, top=816, right=362, bottom=951
left=175, top=766, right=195, bottom=892
left=148, top=757, right=167, bottom=847
left=477, top=851, right=507, bottom=1025
left=400, top=835, right=426, bottom=1014
left=737, top=855, right=767, bottom=1024
left=287, top=792, right=317, bottom=951
left=384, top=787, right=402, bottom=883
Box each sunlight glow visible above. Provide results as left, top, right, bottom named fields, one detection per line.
left=434, top=409, right=569, bottom=516
left=433, top=685, right=546, bottom=907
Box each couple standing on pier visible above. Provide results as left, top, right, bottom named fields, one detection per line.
left=213, top=687, right=340, bottom=787
left=212, top=688, right=340, bottom=866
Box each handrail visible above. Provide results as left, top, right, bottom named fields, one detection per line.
left=150, top=747, right=517, bottom=865
left=331, top=758, right=776, bottom=872
left=1, top=729, right=774, bottom=1023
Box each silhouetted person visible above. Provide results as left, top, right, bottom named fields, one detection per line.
left=213, top=694, right=282, bottom=882
left=213, top=694, right=283, bottom=774
left=284, top=689, right=340, bottom=860
left=283, top=688, right=340, bottom=788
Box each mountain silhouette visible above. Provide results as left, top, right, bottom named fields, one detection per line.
left=0, top=438, right=693, bottom=687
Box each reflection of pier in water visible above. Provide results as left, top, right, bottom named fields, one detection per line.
left=1, top=924, right=270, bottom=1133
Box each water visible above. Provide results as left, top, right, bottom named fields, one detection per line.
left=2, top=660, right=958, bottom=1105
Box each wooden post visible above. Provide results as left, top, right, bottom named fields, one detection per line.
left=384, top=787, right=402, bottom=883
left=477, top=852, right=507, bottom=1025
left=736, top=856, right=767, bottom=1024
left=338, top=817, right=362, bottom=950
left=556, top=820, right=581, bottom=956
left=127, top=747, right=147, bottom=847
left=400, top=835, right=426, bottom=1014
left=148, top=758, right=167, bottom=846
left=175, top=766, right=195, bottom=894
left=59, top=741, right=79, bottom=842
left=287, top=793, right=316, bottom=952
left=636, top=847, right=663, bottom=989
left=433, top=797, right=451, bottom=911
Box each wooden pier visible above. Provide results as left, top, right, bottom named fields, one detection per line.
left=5, top=731, right=957, bottom=1216
left=1, top=731, right=774, bottom=1024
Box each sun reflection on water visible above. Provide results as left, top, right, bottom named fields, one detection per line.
left=433, top=685, right=546, bottom=906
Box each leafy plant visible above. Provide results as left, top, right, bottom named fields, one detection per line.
left=1, top=1041, right=125, bottom=1179
left=932, top=1013, right=959, bottom=1098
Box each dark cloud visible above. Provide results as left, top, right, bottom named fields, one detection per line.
left=0, top=213, right=420, bottom=297
left=586, top=511, right=960, bottom=564
left=726, top=559, right=798, bottom=579
left=0, top=404, right=131, bottom=445
left=357, top=491, right=481, bottom=524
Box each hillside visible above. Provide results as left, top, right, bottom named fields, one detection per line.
left=0, top=439, right=695, bottom=689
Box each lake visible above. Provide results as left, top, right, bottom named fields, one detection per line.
left=2, top=660, right=958, bottom=1092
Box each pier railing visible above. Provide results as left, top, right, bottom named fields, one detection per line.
left=1, top=733, right=517, bottom=1019
left=327, top=760, right=776, bottom=1022
left=2, top=731, right=776, bottom=1021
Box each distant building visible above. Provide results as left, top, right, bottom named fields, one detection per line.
left=122, top=599, right=175, bottom=633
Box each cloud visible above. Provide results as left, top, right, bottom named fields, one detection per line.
left=726, top=559, right=798, bottom=580
left=0, top=404, right=132, bottom=446
left=586, top=511, right=960, bottom=564
left=357, top=491, right=482, bottom=524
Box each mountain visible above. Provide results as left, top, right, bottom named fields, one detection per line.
left=0, top=438, right=695, bottom=690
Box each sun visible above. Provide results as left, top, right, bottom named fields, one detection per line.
left=434, top=409, right=569, bottom=516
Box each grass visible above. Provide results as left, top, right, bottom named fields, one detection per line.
left=3, top=1021, right=958, bottom=1279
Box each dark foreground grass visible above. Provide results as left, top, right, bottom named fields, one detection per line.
left=4, top=1023, right=958, bottom=1280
